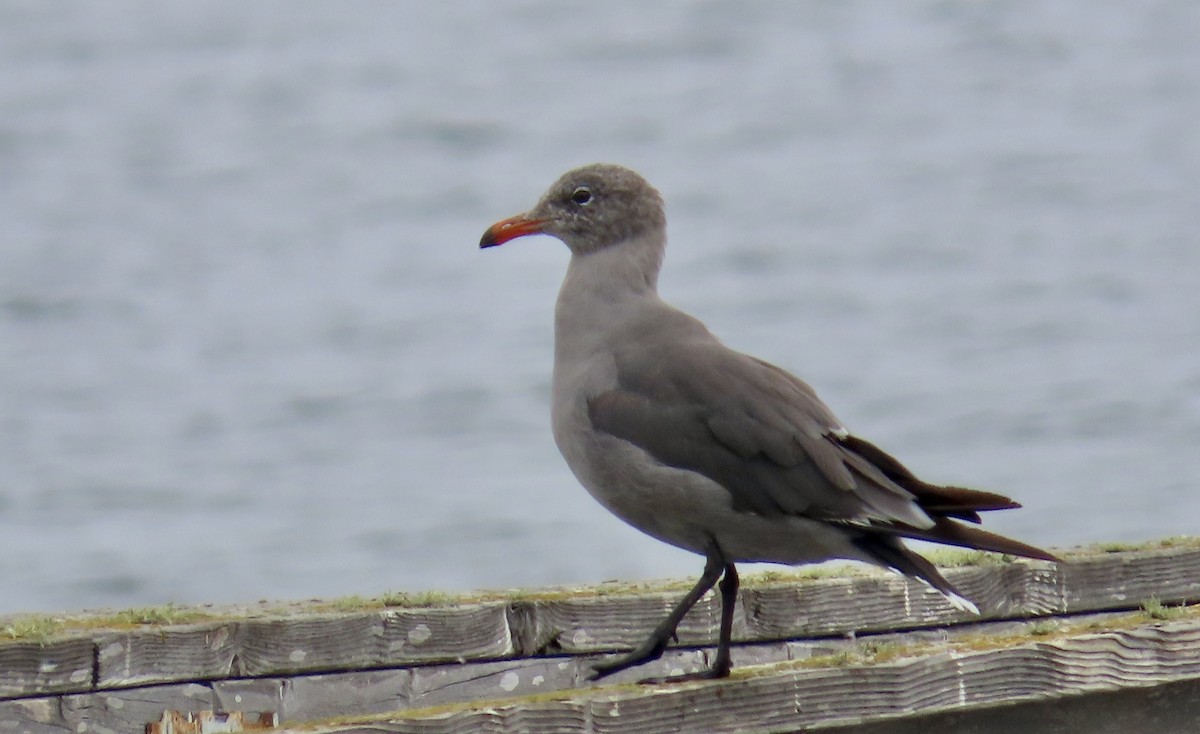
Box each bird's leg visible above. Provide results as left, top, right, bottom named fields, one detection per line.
left=589, top=547, right=725, bottom=681
left=637, top=562, right=738, bottom=684
left=712, top=563, right=739, bottom=676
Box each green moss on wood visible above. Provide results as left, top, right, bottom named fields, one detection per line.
left=0, top=538, right=1194, bottom=648
left=106, top=603, right=212, bottom=626
left=2, top=615, right=64, bottom=644
left=1141, top=597, right=1188, bottom=621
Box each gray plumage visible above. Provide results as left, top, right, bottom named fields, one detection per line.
left=481, top=163, right=1056, bottom=682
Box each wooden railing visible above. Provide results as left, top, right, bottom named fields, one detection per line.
left=2, top=538, right=1198, bottom=733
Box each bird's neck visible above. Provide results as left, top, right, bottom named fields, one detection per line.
left=561, top=233, right=664, bottom=302
left=554, top=234, right=665, bottom=362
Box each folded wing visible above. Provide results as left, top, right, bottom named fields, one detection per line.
left=588, top=338, right=1057, bottom=564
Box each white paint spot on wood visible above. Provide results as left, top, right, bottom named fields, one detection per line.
left=76, top=722, right=87, bottom=733
left=208, top=627, right=230, bottom=650
left=100, top=641, right=124, bottom=660
left=532, top=675, right=544, bottom=686
left=14, top=699, right=54, bottom=723
left=69, top=668, right=90, bottom=683
left=105, top=696, right=124, bottom=710
left=571, top=629, right=591, bottom=645
left=38, top=662, right=58, bottom=673
left=499, top=671, right=520, bottom=691
left=408, top=623, right=433, bottom=645
left=952, top=652, right=967, bottom=705
left=289, top=649, right=307, bottom=663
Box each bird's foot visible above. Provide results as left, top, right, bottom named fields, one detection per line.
left=590, top=638, right=676, bottom=681
left=636, top=661, right=730, bottom=685
left=590, top=646, right=732, bottom=684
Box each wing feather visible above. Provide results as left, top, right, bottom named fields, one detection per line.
left=588, top=340, right=934, bottom=529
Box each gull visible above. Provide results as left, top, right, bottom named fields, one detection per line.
left=480, top=163, right=1057, bottom=683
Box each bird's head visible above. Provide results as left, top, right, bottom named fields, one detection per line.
left=480, top=163, right=665, bottom=257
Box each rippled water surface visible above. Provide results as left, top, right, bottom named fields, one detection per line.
left=2, top=1, right=1198, bottom=614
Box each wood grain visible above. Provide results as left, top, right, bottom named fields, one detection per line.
left=3, top=610, right=1199, bottom=733
left=96, top=621, right=241, bottom=688
left=0, top=637, right=93, bottom=697
left=235, top=604, right=513, bottom=676
left=297, top=618, right=1200, bottom=734
left=1, top=542, right=1199, bottom=733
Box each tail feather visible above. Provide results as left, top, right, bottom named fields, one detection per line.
left=839, top=435, right=1023, bottom=523
left=907, top=484, right=1020, bottom=523
left=853, top=518, right=1058, bottom=614
left=894, top=517, right=1061, bottom=563
left=852, top=534, right=979, bottom=614
left=838, top=432, right=1060, bottom=614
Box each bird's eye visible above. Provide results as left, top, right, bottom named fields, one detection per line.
left=570, top=186, right=593, bottom=205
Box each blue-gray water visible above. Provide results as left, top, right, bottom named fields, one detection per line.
left=2, top=2, right=1198, bottom=616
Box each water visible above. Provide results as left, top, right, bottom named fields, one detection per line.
left=1, top=1, right=1198, bottom=616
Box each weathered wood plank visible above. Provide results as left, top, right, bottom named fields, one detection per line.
left=4, top=608, right=1197, bottom=733
left=237, top=612, right=386, bottom=675
left=284, top=670, right=412, bottom=723
left=809, top=677, right=1200, bottom=734
left=740, top=573, right=965, bottom=642
left=1061, top=546, right=1200, bottom=612
left=96, top=621, right=241, bottom=688
left=0, top=624, right=898, bottom=730
left=2, top=542, right=1198, bottom=708
left=290, top=616, right=1200, bottom=734
left=237, top=604, right=513, bottom=676
left=557, top=545, right=1200, bottom=652
left=509, top=588, right=734, bottom=655
left=61, top=682, right=213, bottom=734
left=0, top=637, right=93, bottom=698
left=377, top=605, right=515, bottom=663
left=0, top=697, right=67, bottom=734
left=211, top=677, right=288, bottom=720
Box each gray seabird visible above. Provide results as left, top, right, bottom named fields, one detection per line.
left=480, top=163, right=1058, bottom=683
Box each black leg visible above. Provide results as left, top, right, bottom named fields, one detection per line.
left=590, top=545, right=739, bottom=683
left=710, top=562, right=739, bottom=676
left=637, top=561, right=738, bottom=684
